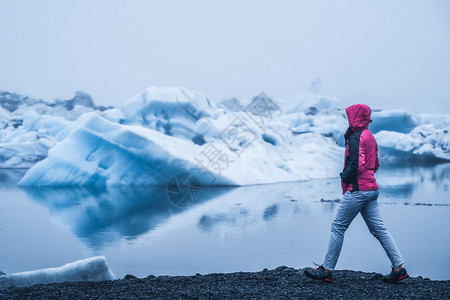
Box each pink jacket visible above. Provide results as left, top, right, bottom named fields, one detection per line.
left=340, top=104, right=380, bottom=194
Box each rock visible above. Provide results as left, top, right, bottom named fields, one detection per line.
left=282, top=268, right=295, bottom=272
left=274, top=266, right=288, bottom=272
left=0, top=270, right=5, bottom=276
left=371, top=273, right=383, bottom=280
left=146, top=275, right=156, bottom=280
left=154, top=275, right=170, bottom=281
left=123, top=274, right=137, bottom=280
left=320, top=198, right=340, bottom=203
left=278, top=277, right=288, bottom=284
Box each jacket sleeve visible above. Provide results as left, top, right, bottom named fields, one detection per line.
left=374, top=144, right=380, bottom=173
left=340, top=134, right=360, bottom=184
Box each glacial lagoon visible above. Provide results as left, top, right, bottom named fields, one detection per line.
left=0, top=164, right=449, bottom=280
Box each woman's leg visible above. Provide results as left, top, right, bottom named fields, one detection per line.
left=323, top=191, right=368, bottom=271
left=360, top=191, right=404, bottom=269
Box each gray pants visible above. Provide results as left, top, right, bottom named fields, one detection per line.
left=323, top=190, right=404, bottom=271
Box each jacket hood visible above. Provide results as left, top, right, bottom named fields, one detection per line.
left=345, top=104, right=371, bottom=131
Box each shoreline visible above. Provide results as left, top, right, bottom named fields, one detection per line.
left=1, top=266, right=449, bottom=299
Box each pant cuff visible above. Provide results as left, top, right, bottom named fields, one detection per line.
left=393, top=261, right=404, bottom=269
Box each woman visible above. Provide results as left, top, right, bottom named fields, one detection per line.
left=304, top=104, right=408, bottom=283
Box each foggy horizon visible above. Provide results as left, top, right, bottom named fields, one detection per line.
left=1, top=0, right=449, bottom=114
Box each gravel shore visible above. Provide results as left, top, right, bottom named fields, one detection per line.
left=1, top=266, right=449, bottom=299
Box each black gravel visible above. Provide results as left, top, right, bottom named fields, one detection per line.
left=1, top=266, right=449, bottom=299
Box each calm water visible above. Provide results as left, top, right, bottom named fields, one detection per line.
left=0, top=164, right=449, bottom=280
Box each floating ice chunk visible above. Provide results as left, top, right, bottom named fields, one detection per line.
left=0, top=90, right=101, bottom=168
left=0, top=111, right=68, bottom=168
left=376, top=131, right=419, bottom=152
left=370, top=110, right=417, bottom=134
left=376, top=124, right=450, bottom=163
left=0, top=138, right=55, bottom=168
left=0, top=256, right=116, bottom=289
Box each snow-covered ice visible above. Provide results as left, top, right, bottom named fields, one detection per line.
left=0, top=85, right=448, bottom=186
left=0, top=91, right=103, bottom=168
left=376, top=124, right=450, bottom=163
left=19, top=112, right=236, bottom=186
left=0, top=256, right=116, bottom=289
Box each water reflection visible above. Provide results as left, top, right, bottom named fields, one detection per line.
left=16, top=163, right=450, bottom=250
left=263, top=204, right=279, bottom=221
left=22, top=186, right=232, bottom=249
left=0, top=169, right=27, bottom=187
left=377, top=163, right=450, bottom=203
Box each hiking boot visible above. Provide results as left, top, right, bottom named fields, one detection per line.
left=383, top=267, right=409, bottom=283
left=304, top=265, right=333, bottom=282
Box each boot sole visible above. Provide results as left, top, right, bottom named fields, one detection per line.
left=383, top=274, right=409, bottom=283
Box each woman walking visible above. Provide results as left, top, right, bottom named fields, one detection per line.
left=304, top=104, right=408, bottom=283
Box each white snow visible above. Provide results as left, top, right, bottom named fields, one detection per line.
left=1, top=85, right=449, bottom=185
left=0, top=256, right=116, bottom=289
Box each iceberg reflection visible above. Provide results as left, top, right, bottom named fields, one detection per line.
left=22, top=185, right=232, bottom=249
left=20, top=164, right=449, bottom=253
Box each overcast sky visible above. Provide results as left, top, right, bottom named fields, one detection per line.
left=1, top=0, right=449, bottom=113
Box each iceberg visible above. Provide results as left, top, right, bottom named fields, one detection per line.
left=18, top=86, right=346, bottom=186
left=376, top=123, right=450, bottom=163
left=0, top=91, right=103, bottom=168
left=19, top=110, right=343, bottom=186
left=370, top=110, right=417, bottom=134
left=2, top=85, right=449, bottom=185
left=19, top=112, right=236, bottom=186
left=0, top=256, right=116, bottom=289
